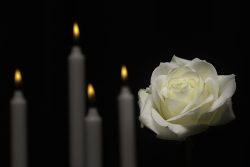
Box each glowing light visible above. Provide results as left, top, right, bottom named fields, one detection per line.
left=121, top=65, right=128, bottom=81
left=14, top=69, right=22, bottom=85
left=87, top=83, right=95, bottom=100
left=73, top=22, right=80, bottom=40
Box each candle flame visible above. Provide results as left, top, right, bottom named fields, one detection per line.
left=87, top=83, right=95, bottom=100
left=73, top=22, right=80, bottom=40
left=14, top=69, right=22, bottom=85
left=121, top=65, right=128, bottom=81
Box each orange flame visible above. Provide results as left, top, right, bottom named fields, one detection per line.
left=73, top=22, right=80, bottom=40
left=87, top=83, right=95, bottom=100
left=14, top=69, right=22, bottom=85
left=121, top=65, right=128, bottom=81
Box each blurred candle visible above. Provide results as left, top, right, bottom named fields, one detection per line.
left=85, top=84, right=102, bottom=167
left=69, top=22, right=85, bottom=167
left=11, top=69, right=27, bottom=167
left=118, top=65, right=136, bottom=167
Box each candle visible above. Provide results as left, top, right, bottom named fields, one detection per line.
left=11, top=69, right=27, bottom=167
left=85, top=84, right=102, bottom=167
left=118, top=65, right=136, bottom=167
left=69, top=22, right=85, bottom=167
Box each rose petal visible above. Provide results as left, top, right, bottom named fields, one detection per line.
left=138, top=89, right=150, bottom=128
left=188, top=58, right=218, bottom=82
left=151, top=75, right=168, bottom=112
left=210, top=99, right=235, bottom=125
left=138, top=89, right=149, bottom=114
left=204, top=77, right=219, bottom=99
left=209, top=74, right=236, bottom=112
left=218, top=74, right=236, bottom=97
left=171, top=55, right=191, bottom=66
left=151, top=109, right=208, bottom=140
left=139, top=94, right=179, bottom=139
left=150, top=62, right=177, bottom=84
left=139, top=94, right=162, bottom=134
left=185, top=77, right=213, bottom=111
left=167, top=94, right=214, bottom=125
left=160, top=97, right=187, bottom=119
left=168, top=76, right=224, bottom=126
left=151, top=74, right=187, bottom=119
left=167, top=66, right=194, bottom=79
left=165, top=75, right=219, bottom=124
left=151, top=108, right=187, bottom=139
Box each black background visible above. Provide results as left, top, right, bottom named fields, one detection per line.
left=1, top=1, right=245, bottom=167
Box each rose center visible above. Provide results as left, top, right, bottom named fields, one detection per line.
left=165, top=77, right=199, bottom=102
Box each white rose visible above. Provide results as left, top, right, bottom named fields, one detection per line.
left=138, top=56, right=236, bottom=141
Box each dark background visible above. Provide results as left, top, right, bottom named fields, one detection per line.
left=1, top=1, right=245, bottom=167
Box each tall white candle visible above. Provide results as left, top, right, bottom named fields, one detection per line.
left=11, top=69, right=27, bottom=167
left=69, top=22, right=85, bottom=167
left=118, top=65, right=136, bottom=167
left=85, top=84, right=102, bottom=167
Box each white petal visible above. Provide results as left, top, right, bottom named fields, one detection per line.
left=138, top=89, right=149, bottom=114
left=150, top=62, right=177, bottom=84
left=151, top=75, right=168, bottom=112
left=197, top=110, right=215, bottom=125
left=209, top=75, right=236, bottom=111
left=152, top=109, right=183, bottom=129
left=151, top=109, right=208, bottom=140
left=155, top=127, right=179, bottom=140
left=167, top=66, right=195, bottom=79
left=210, top=99, right=235, bottom=125
left=167, top=94, right=214, bottom=125
left=139, top=95, right=162, bottom=134
left=166, top=76, right=219, bottom=125
left=218, top=74, right=236, bottom=98
left=204, top=77, right=219, bottom=99
left=161, top=97, right=187, bottom=119
left=171, top=55, right=191, bottom=66
left=138, top=89, right=149, bottom=128
left=188, top=59, right=218, bottom=82
left=139, top=96, right=179, bottom=140
left=151, top=108, right=185, bottom=140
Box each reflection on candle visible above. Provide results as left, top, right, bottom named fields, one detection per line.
left=11, top=69, right=27, bottom=167
left=85, top=83, right=102, bottom=167
left=118, top=65, right=136, bottom=167
left=69, top=22, right=85, bottom=167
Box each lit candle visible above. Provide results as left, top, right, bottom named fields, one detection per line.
left=118, top=65, right=136, bottom=167
left=85, top=83, right=102, bottom=167
left=11, top=69, right=27, bottom=167
left=69, top=22, right=85, bottom=167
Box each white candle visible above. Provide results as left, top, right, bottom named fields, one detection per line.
left=11, top=69, right=27, bottom=167
left=118, top=65, right=136, bottom=167
left=85, top=84, right=102, bottom=167
left=69, top=22, right=85, bottom=167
